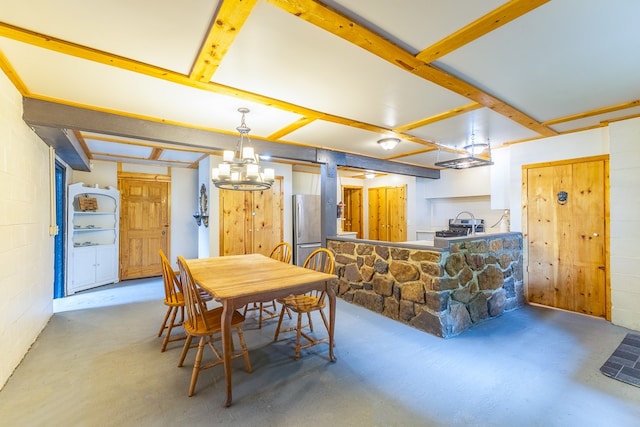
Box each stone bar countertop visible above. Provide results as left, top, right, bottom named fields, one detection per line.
left=327, top=232, right=524, bottom=338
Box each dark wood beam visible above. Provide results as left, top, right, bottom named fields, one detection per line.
left=29, top=125, right=91, bottom=171
left=23, top=97, right=440, bottom=179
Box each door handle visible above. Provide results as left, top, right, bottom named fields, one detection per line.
left=598, top=265, right=605, bottom=270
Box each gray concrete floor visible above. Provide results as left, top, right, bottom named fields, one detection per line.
left=1, top=277, right=639, bottom=426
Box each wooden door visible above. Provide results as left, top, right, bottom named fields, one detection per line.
left=251, top=178, right=283, bottom=256
left=368, top=185, right=406, bottom=242
left=523, top=156, right=608, bottom=318
left=387, top=186, right=407, bottom=242
left=118, top=173, right=170, bottom=279
left=368, top=187, right=386, bottom=240
left=343, top=186, right=363, bottom=238
left=220, top=177, right=283, bottom=256
left=220, top=189, right=250, bottom=256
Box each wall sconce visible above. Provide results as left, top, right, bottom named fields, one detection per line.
left=194, top=183, right=209, bottom=227
left=193, top=212, right=202, bottom=226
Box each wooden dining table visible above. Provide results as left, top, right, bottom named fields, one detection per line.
left=184, top=253, right=338, bottom=407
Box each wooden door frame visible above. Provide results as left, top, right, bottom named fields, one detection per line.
left=117, top=167, right=172, bottom=278
left=522, top=154, right=610, bottom=319
left=341, top=185, right=363, bottom=238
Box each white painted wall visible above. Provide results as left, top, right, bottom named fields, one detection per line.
left=418, top=166, right=505, bottom=233
left=197, top=156, right=212, bottom=258
left=170, top=167, right=199, bottom=265
left=609, top=118, right=640, bottom=330
left=0, top=71, right=54, bottom=388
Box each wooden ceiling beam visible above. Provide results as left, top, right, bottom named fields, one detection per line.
left=394, top=102, right=482, bottom=132
left=416, top=0, right=550, bottom=63
left=542, top=99, right=640, bottom=126
left=268, top=116, right=317, bottom=140
left=189, top=0, right=259, bottom=82
left=267, top=0, right=557, bottom=137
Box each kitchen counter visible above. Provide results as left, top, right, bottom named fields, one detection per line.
left=433, top=231, right=520, bottom=248
left=337, top=231, right=358, bottom=238
left=327, top=231, right=524, bottom=338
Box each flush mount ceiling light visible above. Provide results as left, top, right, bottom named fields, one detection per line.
left=211, top=108, right=275, bottom=191
left=377, top=137, right=400, bottom=150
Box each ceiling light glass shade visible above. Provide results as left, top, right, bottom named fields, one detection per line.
left=463, top=143, right=489, bottom=154
left=212, top=108, right=275, bottom=191
left=377, top=137, right=400, bottom=150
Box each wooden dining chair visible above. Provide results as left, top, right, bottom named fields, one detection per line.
left=243, top=241, right=292, bottom=328
left=158, top=250, right=213, bottom=352
left=273, top=247, right=335, bottom=360
left=176, top=256, right=252, bottom=397
left=158, top=249, right=187, bottom=352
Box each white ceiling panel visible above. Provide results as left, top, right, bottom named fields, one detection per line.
left=325, top=0, right=505, bottom=52
left=158, top=149, right=203, bottom=163
left=1, top=0, right=218, bottom=74
left=437, top=0, right=640, bottom=121
left=548, top=106, right=640, bottom=134
left=214, top=1, right=470, bottom=128
left=85, top=140, right=152, bottom=158
left=0, top=39, right=301, bottom=138
left=285, top=119, right=426, bottom=158
left=410, top=108, right=540, bottom=148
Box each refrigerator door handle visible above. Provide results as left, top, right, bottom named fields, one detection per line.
left=296, top=202, right=302, bottom=239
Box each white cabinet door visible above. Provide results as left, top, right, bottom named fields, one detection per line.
left=72, top=247, right=97, bottom=290
left=95, top=245, right=117, bottom=283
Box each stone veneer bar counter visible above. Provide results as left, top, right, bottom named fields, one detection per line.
left=327, top=232, right=524, bottom=338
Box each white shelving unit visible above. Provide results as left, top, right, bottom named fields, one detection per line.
left=66, top=183, right=120, bottom=295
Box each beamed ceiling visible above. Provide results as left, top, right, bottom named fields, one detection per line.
left=1, top=0, right=639, bottom=175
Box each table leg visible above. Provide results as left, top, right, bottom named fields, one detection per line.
left=221, top=301, right=233, bottom=407
left=327, top=282, right=337, bottom=362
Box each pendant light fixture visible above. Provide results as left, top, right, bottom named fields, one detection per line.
left=435, top=128, right=493, bottom=169
left=211, top=108, right=275, bottom=191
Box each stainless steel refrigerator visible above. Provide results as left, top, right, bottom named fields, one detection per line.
left=293, top=194, right=322, bottom=266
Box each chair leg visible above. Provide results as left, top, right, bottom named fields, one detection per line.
left=307, top=312, right=314, bottom=332
left=178, top=334, right=193, bottom=367
left=161, top=306, right=179, bottom=352
left=273, top=304, right=287, bottom=341
left=235, top=327, right=252, bottom=373
left=188, top=337, right=206, bottom=397
left=294, top=312, right=303, bottom=360
left=158, top=306, right=172, bottom=337
left=319, top=308, right=330, bottom=335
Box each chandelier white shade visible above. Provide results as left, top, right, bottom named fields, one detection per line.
left=212, top=108, right=275, bottom=191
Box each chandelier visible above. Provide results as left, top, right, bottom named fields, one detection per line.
left=211, top=108, right=275, bottom=191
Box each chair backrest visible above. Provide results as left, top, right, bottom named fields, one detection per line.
left=159, top=249, right=182, bottom=302
left=302, top=248, right=335, bottom=299
left=303, top=248, right=335, bottom=275
left=269, top=241, right=292, bottom=264
left=177, top=256, right=211, bottom=331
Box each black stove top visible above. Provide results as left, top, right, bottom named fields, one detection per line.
left=435, top=229, right=469, bottom=237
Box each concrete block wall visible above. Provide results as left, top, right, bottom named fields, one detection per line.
left=609, top=118, right=640, bottom=330
left=0, top=70, right=54, bottom=388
